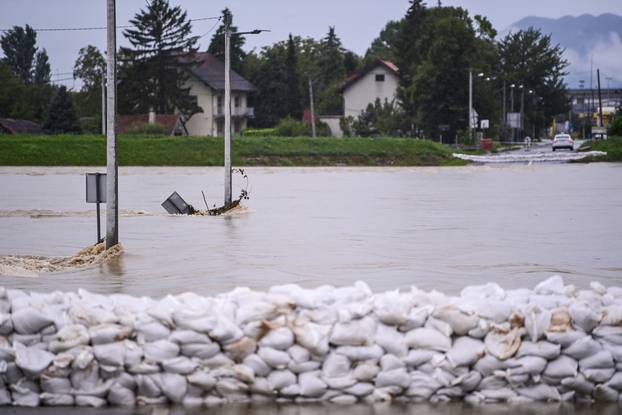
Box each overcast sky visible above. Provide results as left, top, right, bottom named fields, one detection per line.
left=1, top=0, right=621, bottom=88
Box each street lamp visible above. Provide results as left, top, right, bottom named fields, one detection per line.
left=223, top=15, right=268, bottom=206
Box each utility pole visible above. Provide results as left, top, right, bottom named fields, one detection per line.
left=223, top=13, right=232, bottom=206
left=501, top=79, right=506, bottom=142
left=597, top=69, right=603, bottom=128
left=105, top=0, right=118, bottom=249
left=510, top=84, right=515, bottom=142
left=520, top=85, right=525, bottom=139
left=468, top=69, right=473, bottom=143
left=101, top=77, right=106, bottom=135
left=308, top=79, right=317, bottom=138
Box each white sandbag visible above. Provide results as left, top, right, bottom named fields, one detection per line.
left=236, top=301, right=278, bottom=325
left=579, top=350, right=614, bottom=370
left=135, top=374, right=162, bottom=397
left=93, top=342, right=125, bottom=367
left=0, top=336, right=15, bottom=361
left=323, top=375, right=356, bottom=390
left=70, top=346, right=94, bottom=370
left=292, top=321, right=331, bottom=355
left=404, top=349, right=440, bottom=367
left=446, top=337, right=485, bottom=367
left=233, top=364, right=255, bottom=383
left=14, top=341, right=54, bottom=378
left=330, top=316, right=376, bottom=346
left=267, top=369, right=296, bottom=390
left=569, top=301, right=601, bottom=333
left=375, top=367, right=410, bottom=388
left=322, top=353, right=351, bottom=379
left=127, top=362, right=160, bottom=375
left=135, top=319, right=170, bottom=342
left=162, top=356, right=198, bottom=374
left=375, top=323, right=407, bottom=357
left=335, top=344, right=384, bottom=361
left=156, top=373, right=187, bottom=404
left=298, top=372, right=328, bottom=398
left=187, top=370, right=217, bottom=391
left=398, top=305, right=433, bottom=332
left=209, top=318, right=243, bottom=344
left=453, top=371, right=482, bottom=392
left=287, top=345, right=310, bottom=363
left=202, top=353, right=235, bottom=368
left=372, top=290, right=413, bottom=326
left=344, top=382, right=374, bottom=397
left=180, top=342, right=220, bottom=359
left=0, top=313, right=13, bottom=336
left=545, top=330, right=587, bottom=348
left=289, top=360, right=321, bottom=373
left=543, top=355, right=578, bottom=379
left=593, top=326, right=622, bottom=345
left=517, top=384, right=561, bottom=401
left=88, top=324, right=131, bottom=345
left=505, top=356, right=547, bottom=376
left=330, top=394, right=358, bottom=404
left=549, top=307, right=572, bottom=332
left=433, top=305, right=479, bottom=335
left=40, top=393, right=74, bottom=406
left=523, top=305, right=551, bottom=342
left=243, top=354, right=272, bottom=377
left=49, top=325, right=89, bottom=353
left=404, top=327, right=451, bottom=352
left=484, top=327, right=521, bottom=360
left=173, top=312, right=217, bottom=333
left=352, top=362, right=380, bottom=381
left=479, top=387, right=517, bottom=401
left=564, top=336, right=602, bottom=360
left=107, top=383, right=136, bottom=406
left=169, top=329, right=210, bottom=344
left=223, top=336, right=257, bottom=361
left=11, top=307, right=54, bottom=334
left=473, top=355, right=517, bottom=377
left=10, top=379, right=40, bottom=407
left=258, top=347, right=290, bottom=369
left=425, top=317, right=453, bottom=338
left=259, top=327, right=294, bottom=350
left=516, top=340, right=560, bottom=360
left=534, top=275, right=566, bottom=296
left=593, top=384, right=619, bottom=402
left=606, top=372, right=622, bottom=390
left=583, top=368, right=615, bottom=383
left=600, top=305, right=622, bottom=326
left=561, top=373, right=594, bottom=395
left=40, top=375, right=71, bottom=394
left=380, top=354, right=405, bottom=371
left=75, top=395, right=107, bottom=407
left=143, top=340, right=179, bottom=362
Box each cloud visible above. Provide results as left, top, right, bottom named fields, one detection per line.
left=564, top=32, right=622, bottom=87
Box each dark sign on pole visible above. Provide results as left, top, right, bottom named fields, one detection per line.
left=162, top=191, right=193, bottom=215
left=86, top=173, right=106, bottom=243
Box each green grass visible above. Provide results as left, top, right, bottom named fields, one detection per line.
left=577, top=136, right=622, bottom=162
left=0, top=134, right=467, bottom=167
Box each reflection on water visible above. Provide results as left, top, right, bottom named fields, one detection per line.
left=0, top=164, right=621, bottom=297
left=5, top=403, right=622, bottom=415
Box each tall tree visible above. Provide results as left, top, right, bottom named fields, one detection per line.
left=44, top=86, right=81, bottom=134
left=315, top=27, right=346, bottom=115
left=285, top=34, right=302, bottom=119
left=120, top=0, right=201, bottom=118
left=0, top=25, right=38, bottom=83
left=33, top=49, right=51, bottom=85
left=363, top=20, right=404, bottom=65
left=208, top=8, right=246, bottom=74
left=0, top=62, right=31, bottom=119
left=73, top=45, right=106, bottom=118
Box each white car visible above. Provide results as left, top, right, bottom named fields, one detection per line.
left=552, top=134, right=574, bottom=151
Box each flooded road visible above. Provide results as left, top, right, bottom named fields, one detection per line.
left=0, top=164, right=621, bottom=296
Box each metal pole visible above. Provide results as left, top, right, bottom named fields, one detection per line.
left=520, top=86, right=525, bottom=139
left=597, top=69, right=603, bottom=128
left=510, top=86, right=514, bottom=142
left=502, top=79, right=506, bottom=141
left=224, top=15, right=232, bottom=206
left=468, top=69, right=473, bottom=144
left=105, top=0, right=118, bottom=249
left=101, top=77, right=106, bottom=135
left=308, top=79, right=316, bottom=138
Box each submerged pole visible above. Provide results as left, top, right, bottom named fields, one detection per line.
left=105, top=0, right=118, bottom=248
left=224, top=14, right=232, bottom=206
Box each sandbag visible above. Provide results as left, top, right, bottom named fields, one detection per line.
left=14, top=342, right=55, bottom=379
left=257, top=347, right=290, bottom=369
left=404, top=328, right=451, bottom=352
left=569, top=302, right=601, bottom=333
left=564, top=336, right=602, bottom=360
left=329, top=317, right=376, bottom=346
left=433, top=305, right=479, bottom=335
left=93, top=342, right=125, bottom=367
left=143, top=340, right=179, bottom=362
left=484, top=327, right=521, bottom=360
left=543, top=355, right=578, bottom=379
left=88, top=324, right=131, bottom=345
left=11, top=307, right=54, bottom=334
left=49, top=325, right=89, bottom=353
left=335, top=345, right=384, bottom=361
left=259, top=327, right=294, bottom=350
left=267, top=369, right=296, bottom=390
left=446, top=337, right=485, bottom=367
left=292, top=321, right=331, bottom=355
left=155, top=373, right=187, bottom=404
left=375, top=323, right=408, bottom=357
left=516, top=340, right=560, bottom=360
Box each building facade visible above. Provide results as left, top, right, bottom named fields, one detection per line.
left=340, top=60, right=400, bottom=119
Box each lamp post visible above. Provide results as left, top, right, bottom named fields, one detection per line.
left=222, top=15, right=268, bottom=206
left=105, top=0, right=118, bottom=249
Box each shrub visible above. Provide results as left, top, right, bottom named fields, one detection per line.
left=242, top=128, right=276, bottom=137
left=609, top=117, right=622, bottom=137
left=125, top=123, right=167, bottom=135
left=274, top=117, right=310, bottom=137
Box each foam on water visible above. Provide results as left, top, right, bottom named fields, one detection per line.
left=453, top=151, right=607, bottom=164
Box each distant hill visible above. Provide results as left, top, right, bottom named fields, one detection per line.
left=506, top=14, right=622, bottom=88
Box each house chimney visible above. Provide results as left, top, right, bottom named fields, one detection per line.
left=148, top=108, right=156, bottom=125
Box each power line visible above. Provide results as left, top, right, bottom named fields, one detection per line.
left=198, top=16, right=222, bottom=39
left=0, top=17, right=219, bottom=33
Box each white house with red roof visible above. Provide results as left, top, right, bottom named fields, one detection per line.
left=339, top=59, right=400, bottom=119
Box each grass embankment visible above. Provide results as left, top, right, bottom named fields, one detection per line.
left=577, top=137, right=622, bottom=162
left=0, top=135, right=466, bottom=167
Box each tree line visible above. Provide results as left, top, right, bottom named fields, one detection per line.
left=1, top=0, right=569, bottom=139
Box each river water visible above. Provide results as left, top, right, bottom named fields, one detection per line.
left=1, top=164, right=621, bottom=297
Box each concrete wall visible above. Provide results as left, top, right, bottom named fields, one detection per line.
left=343, top=66, right=399, bottom=119
left=319, top=116, right=343, bottom=138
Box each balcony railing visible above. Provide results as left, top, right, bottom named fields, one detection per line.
left=214, top=107, right=254, bottom=118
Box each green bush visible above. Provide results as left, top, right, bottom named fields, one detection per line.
left=609, top=117, right=622, bottom=137
left=125, top=123, right=167, bottom=135
left=242, top=128, right=276, bottom=137
left=274, top=117, right=311, bottom=137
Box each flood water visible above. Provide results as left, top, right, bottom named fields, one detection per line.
left=0, top=164, right=621, bottom=297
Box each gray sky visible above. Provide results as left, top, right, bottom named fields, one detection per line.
left=1, top=0, right=622, bottom=88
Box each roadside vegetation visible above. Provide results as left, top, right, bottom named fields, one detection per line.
left=0, top=135, right=466, bottom=167
left=577, top=137, right=622, bottom=162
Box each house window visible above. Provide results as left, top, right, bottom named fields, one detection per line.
left=375, top=74, right=385, bottom=82
left=234, top=96, right=240, bottom=108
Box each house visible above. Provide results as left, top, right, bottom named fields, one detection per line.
left=0, top=118, right=44, bottom=135
left=339, top=59, right=400, bottom=119
left=183, top=52, right=256, bottom=136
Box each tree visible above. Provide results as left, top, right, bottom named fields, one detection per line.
left=208, top=8, right=246, bottom=74
left=120, top=0, right=201, bottom=119
left=44, top=86, right=81, bottom=134
left=499, top=28, right=569, bottom=137
left=33, top=50, right=51, bottom=85
left=351, top=98, right=408, bottom=137
left=0, top=25, right=38, bottom=83
left=0, top=62, right=31, bottom=119
left=363, top=20, right=404, bottom=65
left=315, top=27, right=347, bottom=115
left=73, top=45, right=106, bottom=91
left=285, top=34, right=302, bottom=120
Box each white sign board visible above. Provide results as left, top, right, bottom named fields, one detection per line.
left=86, top=173, right=107, bottom=203
left=480, top=119, right=489, bottom=129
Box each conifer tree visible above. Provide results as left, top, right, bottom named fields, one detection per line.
left=44, top=86, right=81, bottom=134
left=120, top=0, right=201, bottom=118
left=208, top=8, right=247, bottom=75
left=285, top=34, right=302, bottom=119
left=33, top=49, right=51, bottom=85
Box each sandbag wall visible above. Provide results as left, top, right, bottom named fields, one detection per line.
left=0, top=276, right=622, bottom=407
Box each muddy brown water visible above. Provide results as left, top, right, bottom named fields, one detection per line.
left=0, top=164, right=621, bottom=297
